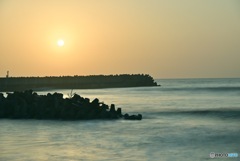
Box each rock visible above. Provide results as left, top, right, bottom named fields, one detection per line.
left=124, top=113, right=142, bottom=120
left=84, top=98, right=90, bottom=103
left=72, top=94, right=81, bottom=102
left=92, top=98, right=99, bottom=104
left=110, top=104, right=116, bottom=113
left=137, top=114, right=142, bottom=120
left=116, top=108, right=122, bottom=116
left=0, top=90, right=143, bottom=121
left=0, top=93, right=4, bottom=100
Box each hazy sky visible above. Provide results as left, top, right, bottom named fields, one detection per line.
left=0, top=0, right=240, bottom=78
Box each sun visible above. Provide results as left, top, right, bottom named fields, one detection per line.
left=57, top=39, right=64, bottom=46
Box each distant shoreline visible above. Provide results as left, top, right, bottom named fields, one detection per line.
left=0, top=74, right=158, bottom=92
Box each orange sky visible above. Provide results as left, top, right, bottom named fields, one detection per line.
left=0, top=0, right=240, bottom=78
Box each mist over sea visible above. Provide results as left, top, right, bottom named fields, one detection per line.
left=0, top=78, right=240, bottom=161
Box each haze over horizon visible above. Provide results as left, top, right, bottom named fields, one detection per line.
left=1, top=0, right=240, bottom=79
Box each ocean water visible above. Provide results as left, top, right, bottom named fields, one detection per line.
left=0, top=78, right=240, bottom=161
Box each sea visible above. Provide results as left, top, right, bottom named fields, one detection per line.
left=0, top=78, right=240, bottom=161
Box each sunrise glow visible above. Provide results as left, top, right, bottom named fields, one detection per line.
left=57, top=39, right=64, bottom=47
left=0, top=1, right=239, bottom=78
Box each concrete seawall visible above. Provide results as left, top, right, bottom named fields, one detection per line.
left=0, top=74, right=158, bottom=92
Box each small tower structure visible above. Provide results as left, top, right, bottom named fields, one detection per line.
left=6, top=71, right=9, bottom=78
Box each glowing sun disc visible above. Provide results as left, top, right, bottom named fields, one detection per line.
left=57, top=39, right=64, bottom=46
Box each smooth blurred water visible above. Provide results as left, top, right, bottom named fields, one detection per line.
left=0, top=78, right=240, bottom=161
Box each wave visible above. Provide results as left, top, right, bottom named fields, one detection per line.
left=145, top=109, right=240, bottom=119
left=132, top=86, right=240, bottom=92
left=140, top=86, right=240, bottom=92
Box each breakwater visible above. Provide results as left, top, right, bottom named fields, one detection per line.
left=0, top=90, right=142, bottom=120
left=0, top=74, right=158, bottom=92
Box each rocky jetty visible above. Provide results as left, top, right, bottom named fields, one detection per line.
left=0, top=90, right=142, bottom=120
